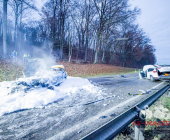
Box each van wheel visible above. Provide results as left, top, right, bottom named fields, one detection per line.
left=150, top=76, right=155, bottom=82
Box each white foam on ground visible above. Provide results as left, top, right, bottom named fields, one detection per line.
left=0, top=77, right=102, bottom=116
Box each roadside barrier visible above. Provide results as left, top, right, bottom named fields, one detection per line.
left=81, top=83, right=170, bottom=140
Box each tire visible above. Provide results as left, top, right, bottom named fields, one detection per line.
left=150, top=76, right=155, bottom=82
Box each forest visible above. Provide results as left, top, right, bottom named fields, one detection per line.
left=0, top=0, right=156, bottom=68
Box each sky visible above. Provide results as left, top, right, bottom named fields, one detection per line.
left=130, top=0, right=170, bottom=65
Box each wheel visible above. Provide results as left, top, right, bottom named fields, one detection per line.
left=150, top=76, right=155, bottom=82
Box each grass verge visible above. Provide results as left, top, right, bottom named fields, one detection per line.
left=0, top=59, right=25, bottom=82
left=114, top=92, right=170, bottom=140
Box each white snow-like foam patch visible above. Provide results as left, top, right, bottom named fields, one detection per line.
left=0, top=77, right=102, bottom=116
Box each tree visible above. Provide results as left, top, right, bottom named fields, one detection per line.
left=8, top=0, right=38, bottom=51
left=3, top=0, right=8, bottom=56
left=41, top=0, right=70, bottom=59
left=34, top=0, right=156, bottom=67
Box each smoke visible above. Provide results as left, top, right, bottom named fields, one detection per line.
left=24, top=44, right=61, bottom=77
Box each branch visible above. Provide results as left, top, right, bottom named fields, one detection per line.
left=22, top=0, right=38, bottom=12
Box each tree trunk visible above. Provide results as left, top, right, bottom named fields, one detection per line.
left=94, top=50, right=98, bottom=64
left=68, top=38, right=72, bottom=62
left=52, top=0, right=56, bottom=40
left=102, top=50, right=105, bottom=63
left=94, top=39, right=99, bottom=63
left=68, top=25, right=72, bottom=62
left=84, top=20, right=89, bottom=61
left=19, top=0, right=23, bottom=53
left=94, top=36, right=100, bottom=64
left=76, top=31, right=81, bottom=61
left=59, top=0, right=64, bottom=60
left=122, top=60, right=125, bottom=67
left=84, top=0, right=90, bottom=62
left=81, top=31, right=85, bottom=59
left=3, top=0, right=8, bottom=56
left=14, top=3, right=19, bottom=51
left=84, top=33, right=88, bottom=62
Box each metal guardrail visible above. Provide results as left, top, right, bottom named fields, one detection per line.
left=81, top=83, right=170, bottom=140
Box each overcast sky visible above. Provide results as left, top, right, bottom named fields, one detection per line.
left=130, top=0, right=170, bottom=64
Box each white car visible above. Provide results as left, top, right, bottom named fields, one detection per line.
left=139, top=65, right=170, bottom=82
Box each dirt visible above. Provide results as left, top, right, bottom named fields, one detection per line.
left=59, top=62, right=135, bottom=77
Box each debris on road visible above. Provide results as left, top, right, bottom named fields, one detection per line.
left=121, top=75, right=126, bottom=78
left=99, top=116, right=108, bottom=119
left=128, top=90, right=151, bottom=96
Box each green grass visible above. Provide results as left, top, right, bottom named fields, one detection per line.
left=143, top=94, right=170, bottom=139
left=160, top=96, right=170, bottom=109
left=0, top=60, right=25, bottom=82
left=114, top=93, right=170, bottom=140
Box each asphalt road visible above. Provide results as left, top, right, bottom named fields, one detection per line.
left=0, top=73, right=167, bottom=140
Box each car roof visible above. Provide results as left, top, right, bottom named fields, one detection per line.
left=143, top=65, right=154, bottom=71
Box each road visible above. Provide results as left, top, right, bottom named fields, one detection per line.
left=0, top=73, right=167, bottom=140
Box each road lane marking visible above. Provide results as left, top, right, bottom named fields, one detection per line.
left=151, top=82, right=165, bottom=89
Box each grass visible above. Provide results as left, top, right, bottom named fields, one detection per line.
left=143, top=94, right=170, bottom=140
left=114, top=93, right=170, bottom=140
left=160, top=96, right=170, bottom=109
left=0, top=59, right=25, bottom=82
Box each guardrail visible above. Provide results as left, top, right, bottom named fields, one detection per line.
left=81, top=83, right=170, bottom=140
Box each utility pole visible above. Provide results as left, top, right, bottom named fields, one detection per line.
left=3, top=0, right=8, bottom=57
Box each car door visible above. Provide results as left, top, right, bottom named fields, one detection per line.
left=147, top=68, right=154, bottom=79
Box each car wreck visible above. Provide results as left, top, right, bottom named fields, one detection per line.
left=139, top=65, right=170, bottom=82
left=6, top=58, right=67, bottom=95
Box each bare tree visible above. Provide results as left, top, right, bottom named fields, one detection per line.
left=3, top=0, right=8, bottom=56
left=41, top=0, right=70, bottom=59
left=38, top=0, right=155, bottom=67
left=92, top=0, right=140, bottom=63
left=71, top=0, right=94, bottom=62
left=8, top=0, right=38, bottom=51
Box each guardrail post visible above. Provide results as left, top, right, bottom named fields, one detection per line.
left=134, top=110, right=146, bottom=140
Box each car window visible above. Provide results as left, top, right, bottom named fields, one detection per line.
left=148, top=68, right=154, bottom=72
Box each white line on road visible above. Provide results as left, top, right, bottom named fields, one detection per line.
left=124, top=76, right=139, bottom=79
left=151, top=82, right=165, bottom=89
